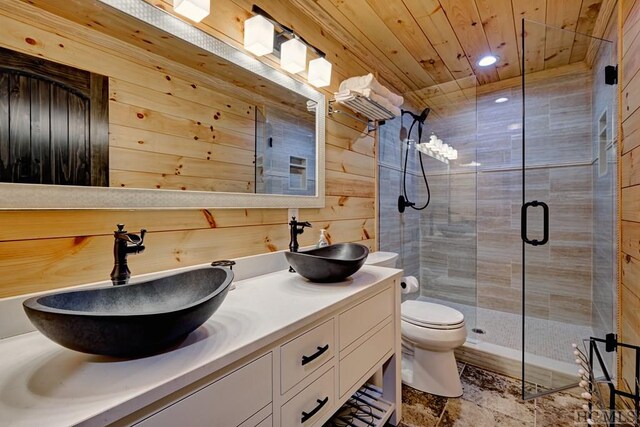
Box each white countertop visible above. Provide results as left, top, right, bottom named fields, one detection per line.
left=0, top=265, right=401, bottom=427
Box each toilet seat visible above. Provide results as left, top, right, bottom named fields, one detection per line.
left=401, top=300, right=465, bottom=330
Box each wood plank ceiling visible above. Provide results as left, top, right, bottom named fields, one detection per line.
left=289, top=0, right=610, bottom=104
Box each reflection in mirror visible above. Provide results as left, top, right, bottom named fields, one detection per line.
left=256, top=106, right=316, bottom=196
left=0, top=0, right=324, bottom=208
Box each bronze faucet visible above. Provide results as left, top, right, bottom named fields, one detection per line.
left=289, top=216, right=311, bottom=272
left=110, top=224, right=146, bottom=286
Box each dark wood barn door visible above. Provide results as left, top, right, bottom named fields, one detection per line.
left=0, top=47, right=108, bottom=187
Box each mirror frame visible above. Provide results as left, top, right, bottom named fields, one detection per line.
left=0, top=0, right=325, bottom=209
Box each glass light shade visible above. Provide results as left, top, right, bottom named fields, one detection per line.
left=280, top=38, right=307, bottom=73
left=308, top=57, right=332, bottom=87
left=244, top=15, right=274, bottom=56
left=173, top=0, right=210, bottom=22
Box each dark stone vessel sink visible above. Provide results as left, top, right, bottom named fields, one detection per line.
left=285, top=243, right=369, bottom=283
left=23, top=266, right=233, bottom=358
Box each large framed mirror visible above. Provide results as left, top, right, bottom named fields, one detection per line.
left=0, top=0, right=325, bottom=209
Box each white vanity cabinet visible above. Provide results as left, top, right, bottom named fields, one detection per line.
left=0, top=264, right=401, bottom=427
left=136, top=353, right=273, bottom=427
left=130, top=277, right=401, bottom=427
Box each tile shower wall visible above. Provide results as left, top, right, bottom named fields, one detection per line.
left=378, top=117, right=420, bottom=280
left=475, top=66, right=596, bottom=326
left=379, top=62, right=616, bottom=331
left=418, top=105, right=478, bottom=307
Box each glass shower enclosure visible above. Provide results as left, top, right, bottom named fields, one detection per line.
left=376, top=17, right=617, bottom=402
left=521, top=19, right=618, bottom=398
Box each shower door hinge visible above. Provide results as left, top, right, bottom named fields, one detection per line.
left=605, top=333, right=618, bottom=352
left=605, top=65, right=618, bottom=85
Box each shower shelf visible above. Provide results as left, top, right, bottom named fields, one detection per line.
left=415, top=142, right=449, bottom=164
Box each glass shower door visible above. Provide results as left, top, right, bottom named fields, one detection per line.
left=521, top=19, right=617, bottom=398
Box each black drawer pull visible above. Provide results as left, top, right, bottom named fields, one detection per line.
left=301, top=396, right=329, bottom=423
left=301, top=344, right=329, bottom=366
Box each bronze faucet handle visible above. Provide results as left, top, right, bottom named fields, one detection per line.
left=211, top=260, right=236, bottom=270
left=114, top=225, right=146, bottom=246
left=136, top=229, right=147, bottom=246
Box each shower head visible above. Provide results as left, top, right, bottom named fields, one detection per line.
left=401, top=107, right=430, bottom=125
left=417, top=107, right=430, bottom=124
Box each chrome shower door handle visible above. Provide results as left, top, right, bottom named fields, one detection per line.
left=521, top=200, right=549, bottom=246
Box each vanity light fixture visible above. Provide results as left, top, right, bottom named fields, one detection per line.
left=308, top=57, right=332, bottom=88
left=173, top=0, right=210, bottom=22
left=280, top=38, right=307, bottom=74
left=478, top=55, right=498, bottom=67
left=495, top=97, right=509, bottom=103
left=246, top=5, right=332, bottom=87
left=244, top=14, right=274, bottom=56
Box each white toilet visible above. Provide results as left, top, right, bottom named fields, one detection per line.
left=365, top=252, right=467, bottom=397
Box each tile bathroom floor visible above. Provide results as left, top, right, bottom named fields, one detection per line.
left=398, top=362, right=587, bottom=427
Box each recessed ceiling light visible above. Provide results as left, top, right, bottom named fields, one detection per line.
left=495, top=97, right=509, bottom=103
left=478, top=55, right=498, bottom=67
left=462, top=161, right=481, bottom=167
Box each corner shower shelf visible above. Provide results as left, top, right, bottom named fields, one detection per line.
left=415, top=141, right=449, bottom=164
left=328, top=92, right=396, bottom=133
left=324, top=383, right=395, bottom=426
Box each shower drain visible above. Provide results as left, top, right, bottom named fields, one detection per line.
left=471, top=328, right=486, bottom=335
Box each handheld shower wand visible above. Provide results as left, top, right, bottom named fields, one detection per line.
left=398, top=108, right=432, bottom=213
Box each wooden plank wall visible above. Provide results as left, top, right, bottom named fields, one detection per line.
left=0, top=0, right=377, bottom=298
left=109, top=77, right=258, bottom=193
left=620, top=0, right=640, bottom=394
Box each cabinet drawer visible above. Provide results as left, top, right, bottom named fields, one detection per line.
left=281, top=318, right=334, bottom=394
left=137, top=353, right=272, bottom=427
left=238, top=405, right=272, bottom=427
left=255, top=415, right=272, bottom=427
left=339, top=321, right=393, bottom=396
left=339, top=287, right=393, bottom=350
left=281, top=367, right=335, bottom=427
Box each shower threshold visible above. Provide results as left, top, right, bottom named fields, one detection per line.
left=417, top=296, right=608, bottom=390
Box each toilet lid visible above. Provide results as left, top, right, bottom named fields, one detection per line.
left=364, top=252, right=398, bottom=265
left=401, top=300, right=465, bottom=329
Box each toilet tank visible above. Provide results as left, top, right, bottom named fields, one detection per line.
left=365, top=252, right=399, bottom=268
